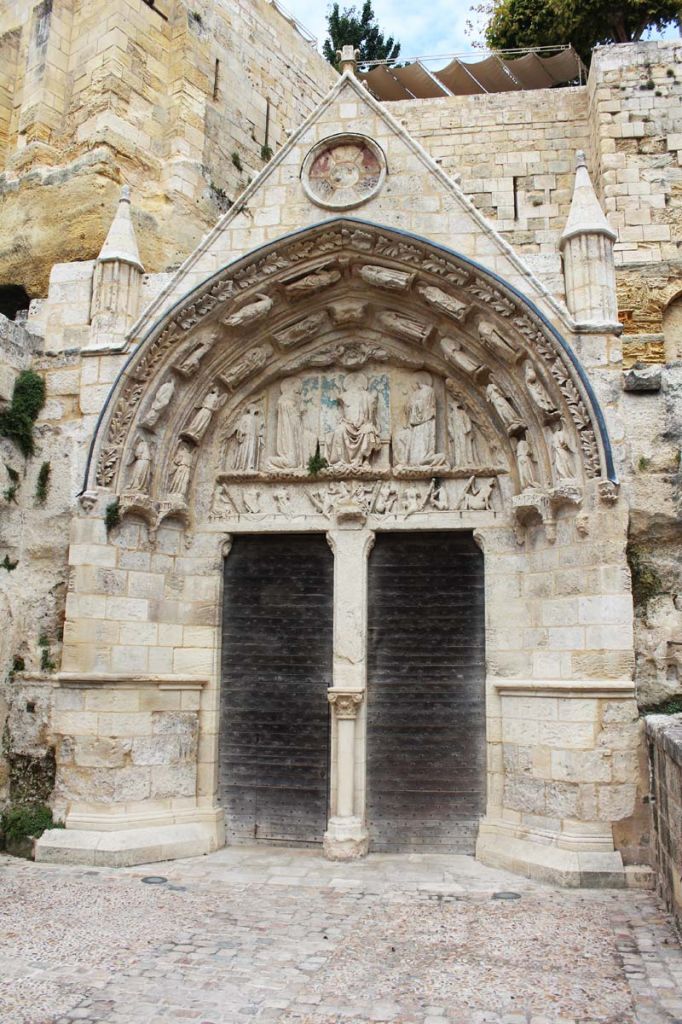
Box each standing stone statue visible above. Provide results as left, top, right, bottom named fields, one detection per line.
left=142, top=379, right=175, bottom=429
left=168, top=442, right=193, bottom=498
left=448, top=399, right=478, bottom=466
left=515, top=436, right=540, bottom=491
left=327, top=372, right=381, bottom=467
left=268, top=378, right=314, bottom=469
left=127, top=437, right=152, bottom=492
left=485, top=377, right=524, bottom=434
left=184, top=386, right=225, bottom=444
left=551, top=421, right=577, bottom=481
left=228, top=403, right=264, bottom=471
left=395, top=373, right=446, bottom=467
left=524, top=362, right=558, bottom=418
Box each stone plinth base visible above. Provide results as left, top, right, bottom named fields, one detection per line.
left=476, top=820, right=626, bottom=888
left=323, top=816, right=368, bottom=860
left=35, top=819, right=224, bottom=868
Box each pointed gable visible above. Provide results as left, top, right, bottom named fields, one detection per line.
left=132, top=71, right=570, bottom=345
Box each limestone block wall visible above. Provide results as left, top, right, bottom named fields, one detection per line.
left=647, top=714, right=682, bottom=934
left=0, top=0, right=336, bottom=295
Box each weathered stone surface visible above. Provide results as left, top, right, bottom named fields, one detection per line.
left=623, top=365, right=662, bottom=392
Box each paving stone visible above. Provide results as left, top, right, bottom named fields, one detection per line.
left=1, top=848, right=682, bottom=1024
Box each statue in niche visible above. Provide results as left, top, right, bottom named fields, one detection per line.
left=178, top=330, right=217, bottom=375
left=551, top=421, right=577, bottom=481
left=394, top=373, right=447, bottom=468
left=220, top=346, right=269, bottom=391
left=478, top=320, right=517, bottom=361
left=327, top=372, right=381, bottom=467
left=524, top=362, right=559, bottom=418
left=448, top=399, right=482, bottom=467
left=268, top=379, right=316, bottom=470
left=515, top=436, right=540, bottom=491
left=168, top=442, right=193, bottom=498
left=184, top=386, right=226, bottom=444
left=142, top=380, right=175, bottom=429
left=126, top=437, right=152, bottom=492
left=227, top=403, right=264, bottom=471
left=485, top=377, right=525, bottom=435
left=222, top=293, right=272, bottom=328
left=441, top=341, right=486, bottom=379
left=457, top=476, right=495, bottom=511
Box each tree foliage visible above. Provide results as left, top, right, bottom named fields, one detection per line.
left=323, top=1, right=401, bottom=68
left=482, top=0, right=681, bottom=64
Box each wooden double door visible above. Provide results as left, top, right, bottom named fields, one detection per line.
left=219, top=531, right=485, bottom=851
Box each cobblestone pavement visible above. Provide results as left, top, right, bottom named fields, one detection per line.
left=2, top=848, right=682, bottom=1024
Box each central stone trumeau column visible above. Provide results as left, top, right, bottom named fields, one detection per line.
left=324, top=523, right=374, bottom=860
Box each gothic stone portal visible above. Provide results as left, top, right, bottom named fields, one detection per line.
left=53, top=220, right=633, bottom=884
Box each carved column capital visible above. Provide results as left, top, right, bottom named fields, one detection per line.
left=327, top=689, right=364, bottom=719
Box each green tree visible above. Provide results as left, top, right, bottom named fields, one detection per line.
left=482, top=0, right=681, bottom=65
left=322, top=1, right=401, bottom=68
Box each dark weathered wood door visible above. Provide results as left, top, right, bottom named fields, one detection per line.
left=219, top=534, right=333, bottom=845
left=367, top=531, right=486, bottom=852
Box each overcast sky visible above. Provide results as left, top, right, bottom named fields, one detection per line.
left=281, top=0, right=482, bottom=59
left=280, top=0, right=679, bottom=61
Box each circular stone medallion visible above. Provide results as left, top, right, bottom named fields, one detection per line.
left=302, top=134, right=386, bottom=210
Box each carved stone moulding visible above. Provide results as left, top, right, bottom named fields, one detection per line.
left=511, top=483, right=582, bottom=543
left=215, top=464, right=507, bottom=485
left=301, top=134, right=387, bottom=210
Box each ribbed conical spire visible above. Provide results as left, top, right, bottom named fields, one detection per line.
left=560, top=151, right=616, bottom=248
left=98, top=185, right=144, bottom=270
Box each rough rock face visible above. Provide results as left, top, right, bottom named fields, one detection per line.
left=0, top=0, right=337, bottom=298
left=0, top=317, right=81, bottom=806
left=627, top=365, right=682, bottom=708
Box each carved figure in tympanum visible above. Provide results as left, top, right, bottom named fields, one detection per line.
left=226, top=403, right=264, bottom=471
left=177, top=330, right=218, bottom=376
left=478, top=319, right=518, bottom=362
left=441, top=340, right=487, bottom=380
left=457, top=476, right=495, bottom=511
left=220, top=346, right=269, bottom=391
left=374, top=481, right=398, bottom=515
left=394, top=372, right=447, bottom=469
left=268, top=378, right=316, bottom=470
left=448, top=398, right=482, bottom=467
left=327, top=372, right=381, bottom=468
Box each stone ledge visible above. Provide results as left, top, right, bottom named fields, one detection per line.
left=35, top=819, right=224, bottom=867
left=492, top=678, right=636, bottom=698
left=57, top=673, right=209, bottom=691
left=476, top=821, right=626, bottom=888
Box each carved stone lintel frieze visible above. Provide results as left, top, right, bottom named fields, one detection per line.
left=327, top=690, right=364, bottom=719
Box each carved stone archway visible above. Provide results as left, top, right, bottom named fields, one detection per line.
left=48, top=220, right=634, bottom=883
